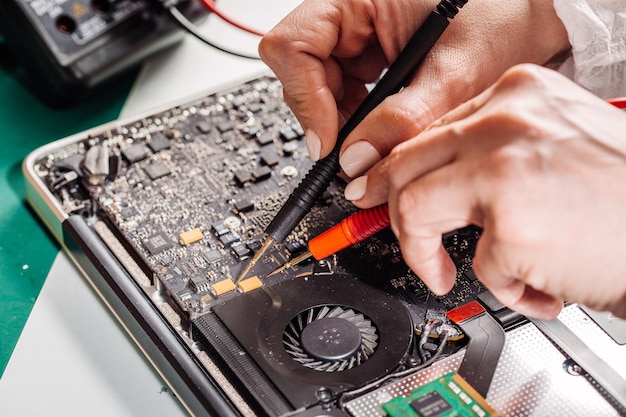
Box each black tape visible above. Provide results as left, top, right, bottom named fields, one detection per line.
left=455, top=310, right=505, bottom=397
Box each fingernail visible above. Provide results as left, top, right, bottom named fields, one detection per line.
left=305, top=129, right=321, bottom=161
left=344, top=176, right=368, bottom=201
left=340, top=141, right=381, bottom=178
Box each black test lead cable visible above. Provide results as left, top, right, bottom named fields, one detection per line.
left=237, top=0, right=469, bottom=282
left=162, top=0, right=262, bottom=60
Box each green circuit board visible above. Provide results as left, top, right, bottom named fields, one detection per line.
left=382, top=372, right=501, bottom=417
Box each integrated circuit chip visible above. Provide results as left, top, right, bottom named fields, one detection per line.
left=231, top=241, right=250, bottom=260
left=217, top=121, right=235, bottom=133
left=256, top=134, right=274, bottom=146
left=148, top=135, right=171, bottom=152
left=196, top=121, right=212, bottom=133
left=260, top=150, right=279, bottom=167
left=204, top=250, right=222, bottom=263
left=234, top=169, right=253, bottom=185
left=410, top=392, right=452, bottom=417
left=144, top=162, right=171, bottom=180
left=234, top=199, right=254, bottom=213
left=253, top=166, right=271, bottom=182
left=212, top=222, right=229, bottom=236
left=143, top=232, right=174, bottom=255
left=279, top=126, right=299, bottom=141
left=121, top=144, right=148, bottom=163
left=246, top=239, right=262, bottom=253
left=190, top=275, right=210, bottom=293
left=219, top=232, right=240, bottom=247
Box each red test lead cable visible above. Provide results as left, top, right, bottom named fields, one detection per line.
left=198, top=0, right=265, bottom=36
left=268, top=204, right=390, bottom=277
left=309, top=203, right=390, bottom=259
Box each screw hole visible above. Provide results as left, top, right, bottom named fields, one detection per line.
left=563, top=358, right=583, bottom=376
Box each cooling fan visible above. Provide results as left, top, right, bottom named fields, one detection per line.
left=208, top=271, right=414, bottom=409
left=283, top=305, right=379, bottom=372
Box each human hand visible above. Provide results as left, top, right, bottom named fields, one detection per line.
left=258, top=0, right=570, bottom=178
left=345, top=64, right=626, bottom=320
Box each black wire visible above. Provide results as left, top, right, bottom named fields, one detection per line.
left=167, top=6, right=261, bottom=60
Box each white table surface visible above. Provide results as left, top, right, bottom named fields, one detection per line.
left=0, top=1, right=301, bottom=415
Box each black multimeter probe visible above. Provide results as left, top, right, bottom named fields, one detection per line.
left=237, top=0, right=469, bottom=282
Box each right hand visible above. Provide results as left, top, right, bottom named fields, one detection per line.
left=259, top=0, right=570, bottom=177
left=345, top=64, right=626, bottom=319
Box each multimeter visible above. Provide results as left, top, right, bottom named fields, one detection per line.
left=0, top=0, right=207, bottom=106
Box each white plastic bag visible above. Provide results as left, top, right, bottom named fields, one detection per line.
left=554, top=0, right=626, bottom=98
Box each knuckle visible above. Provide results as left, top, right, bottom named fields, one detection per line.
left=487, top=141, right=546, bottom=188
left=283, top=94, right=310, bottom=124
left=386, top=145, right=407, bottom=181
left=484, top=219, right=545, bottom=283
left=501, top=63, right=541, bottom=82
left=382, top=94, right=433, bottom=135
left=258, top=31, right=284, bottom=64
left=395, top=186, right=423, bottom=229
left=496, top=64, right=552, bottom=95
left=284, top=83, right=327, bottom=121
left=489, top=144, right=533, bottom=175
left=487, top=209, right=528, bottom=247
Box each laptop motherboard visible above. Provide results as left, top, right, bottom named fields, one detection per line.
left=27, top=74, right=625, bottom=417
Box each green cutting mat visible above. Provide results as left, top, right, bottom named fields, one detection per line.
left=0, top=61, right=135, bottom=377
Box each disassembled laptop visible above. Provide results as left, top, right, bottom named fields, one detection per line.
left=24, top=73, right=626, bottom=417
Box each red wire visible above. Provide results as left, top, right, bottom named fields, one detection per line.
left=198, top=0, right=265, bottom=37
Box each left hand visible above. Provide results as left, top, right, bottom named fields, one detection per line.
left=258, top=0, right=570, bottom=173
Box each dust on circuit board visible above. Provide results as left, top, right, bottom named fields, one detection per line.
left=35, top=75, right=484, bottom=319
left=32, top=74, right=489, bottom=414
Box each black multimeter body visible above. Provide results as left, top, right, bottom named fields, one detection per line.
left=0, top=0, right=207, bottom=106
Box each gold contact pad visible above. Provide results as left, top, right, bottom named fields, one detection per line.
left=211, top=278, right=236, bottom=296
left=179, top=228, right=204, bottom=245
left=237, top=276, right=263, bottom=293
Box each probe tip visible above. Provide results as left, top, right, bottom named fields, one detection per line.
left=236, top=237, right=275, bottom=283
left=267, top=250, right=313, bottom=278
left=266, top=264, right=287, bottom=278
